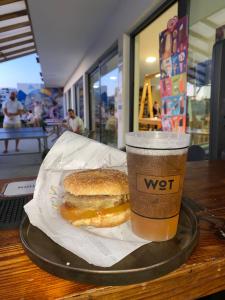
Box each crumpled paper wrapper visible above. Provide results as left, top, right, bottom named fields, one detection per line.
left=24, top=131, right=150, bottom=267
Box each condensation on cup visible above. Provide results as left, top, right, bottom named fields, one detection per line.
left=126, top=131, right=190, bottom=241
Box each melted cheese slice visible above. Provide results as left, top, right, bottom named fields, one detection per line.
left=61, top=202, right=130, bottom=222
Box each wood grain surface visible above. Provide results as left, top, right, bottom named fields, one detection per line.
left=1, top=162, right=225, bottom=300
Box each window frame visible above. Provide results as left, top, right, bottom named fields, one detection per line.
left=87, top=43, right=118, bottom=131
left=129, top=0, right=189, bottom=131
left=74, top=76, right=84, bottom=119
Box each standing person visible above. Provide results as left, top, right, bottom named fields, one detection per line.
left=49, top=100, right=59, bottom=119
left=152, top=101, right=161, bottom=131
left=33, top=101, right=43, bottom=127
left=66, top=109, right=84, bottom=134
left=153, top=101, right=161, bottom=117
left=2, top=91, right=23, bottom=153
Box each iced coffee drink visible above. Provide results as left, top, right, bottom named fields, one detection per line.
left=126, top=131, right=190, bottom=241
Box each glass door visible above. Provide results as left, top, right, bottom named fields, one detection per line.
left=99, top=54, right=118, bottom=147
left=89, top=53, right=119, bottom=147
left=188, top=0, right=225, bottom=155
left=89, top=68, right=101, bottom=142
left=75, top=78, right=84, bottom=120
left=73, top=83, right=78, bottom=114
left=132, top=3, right=178, bottom=131
left=68, top=89, right=72, bottom=109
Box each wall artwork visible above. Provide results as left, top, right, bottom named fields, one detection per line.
left=159, top=16, right=188, bottom=132
left=17, top=83, right=64, bottom=119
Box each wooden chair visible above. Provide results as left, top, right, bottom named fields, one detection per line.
left=187, top=145, right=205, bottom=161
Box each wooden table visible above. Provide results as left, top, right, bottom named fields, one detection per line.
left=0, top=127, right=49, bottom=154
left=1, top=161, right=225, bottom=299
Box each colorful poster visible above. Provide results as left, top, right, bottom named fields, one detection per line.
left=159, top=16, right=188, bottom=132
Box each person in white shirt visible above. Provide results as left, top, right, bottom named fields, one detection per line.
left=2, top=91, right=23, bottom=153
left=66, top=109, right=84, bottom=134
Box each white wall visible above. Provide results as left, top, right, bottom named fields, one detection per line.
left=189, top=0, right=225, bottom=25
left=64, top=0, right=165, bottom=146
left=64, top=0, right=164, bottom=92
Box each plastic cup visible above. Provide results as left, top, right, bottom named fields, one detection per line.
left=126, top=131, right=190, bottom=241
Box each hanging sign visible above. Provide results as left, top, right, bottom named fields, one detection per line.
left=159, top=16, right=188, bottom=132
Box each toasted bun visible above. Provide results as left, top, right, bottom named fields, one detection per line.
left=64, top=169, right=128, bottom=196
left=60, top=202, right=130, bottom=227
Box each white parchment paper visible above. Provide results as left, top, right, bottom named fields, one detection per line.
left=24, top=131, right=150, bottom=267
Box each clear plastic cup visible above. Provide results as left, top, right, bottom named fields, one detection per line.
left=126, top=131, right=190, bottom=241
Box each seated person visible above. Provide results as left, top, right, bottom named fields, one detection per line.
left=20, top=110, right=28, bottom=127
left=27, top=110, right=35, bottom=126
left=63, top=108, right=84, bottom=134
left=105, top=115, right=117, bottom=131
left=105, top=107, right=117, bottom=132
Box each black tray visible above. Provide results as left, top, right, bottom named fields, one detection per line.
left=20, top=201, right=199, bottom=285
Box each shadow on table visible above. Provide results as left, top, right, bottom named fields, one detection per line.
left=199, top=290, right=225, bottom=299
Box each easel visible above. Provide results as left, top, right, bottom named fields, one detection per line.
left=139, top=73, right=162, bottom=130
left=139, top=74, right=154, bottom=120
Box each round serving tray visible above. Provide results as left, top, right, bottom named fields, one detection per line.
left=20, top=201, right=199, bottom=286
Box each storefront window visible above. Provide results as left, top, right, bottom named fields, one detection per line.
left=75, top=78, right=84, bottom=120
left=64, top=93, right=68, bottom=117
left=73, top=83, right=78, bottom=114
left=89, top=68, right=101, bottom=142
left=68, top=89, right=72, bottom=109
left=188, top=0, right=225, bottom=154
left=89, top=53, right=118, bottom=147
left=133, top=3, right=178, bottom=131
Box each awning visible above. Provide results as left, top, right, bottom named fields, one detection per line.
left=0, top=0, right=36, bottom=63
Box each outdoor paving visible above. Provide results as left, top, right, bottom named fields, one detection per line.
left=0, top=133, right=57, bottom=179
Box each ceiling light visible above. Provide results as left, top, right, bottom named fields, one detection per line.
left=155, top=73, right=160, bottom=78
left=93, top=83, right=99, bottom=89
left=146, top=56, right=156, bottom=63
left=110, top=76, right=117, bottom=80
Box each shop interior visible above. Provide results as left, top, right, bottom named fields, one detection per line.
left=133, top=0, right=225, bottom=154
left=133, top=3, right=178, bottom=131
